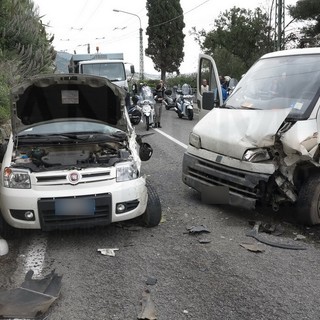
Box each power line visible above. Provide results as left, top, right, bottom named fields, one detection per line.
left=149, top=0, right=211, bottom=28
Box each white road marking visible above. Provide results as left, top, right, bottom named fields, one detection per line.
left=154, top=128, right=188, bottom=149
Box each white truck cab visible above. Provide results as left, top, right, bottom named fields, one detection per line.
left=183, top=48, right=320, bottom=225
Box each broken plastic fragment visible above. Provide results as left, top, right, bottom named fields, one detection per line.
left=97, top=248, right=119, bottom=256
left=186, top=225, right=210, bottom=234
left=0, top=237, right=9, bottom=256
left=0, top=269, right=62, bottom=319
left=138, top=288, right=157, bottom=320
left=146, top=277, right=157, bottom=285
left=294, top=234, right=306, bottom=241
left=240, top=243, right=265, bottom=253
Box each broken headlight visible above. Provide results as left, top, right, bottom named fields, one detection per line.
left=243, top=148, right=271, bottom=162
left=116, top=162, right=138, bottom=182
left=3, top=167, right=31, bottom=189
left=189, top=132, right=201, bottom=149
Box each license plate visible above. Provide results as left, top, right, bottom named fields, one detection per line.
left=55, top=198, right=95, bottom=216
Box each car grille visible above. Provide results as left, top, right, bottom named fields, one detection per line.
left=38, top=193, right=112, bottom=231
left=35, top=169, right=111, bottom=186
left=186, top=158, right=270, bottom=201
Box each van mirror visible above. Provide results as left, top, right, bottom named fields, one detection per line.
left=130, top=65, right=135, bottom=75
left=202, top=91, right=217, bottom=110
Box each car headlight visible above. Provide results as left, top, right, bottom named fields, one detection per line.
left=189, top=132, right=201, bottom=149
left=243, top=148, right=271, bottom=162
left=3, top=167, right=31, bottom=189
left=116, top=162, right=139, bottom=182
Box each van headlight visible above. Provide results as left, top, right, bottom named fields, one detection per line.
left=3, top=167, right=31, bottom=189
left=116, top=162, right=139, bottom=182
left=189, top=132, right=201, bottom=149
left=243, top=148, right=271, bottom=162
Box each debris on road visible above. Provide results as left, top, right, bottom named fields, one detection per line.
left=294, top=234, right=306, bottom=241
left=146, top=277, right=157, bottom=285
left=0, top=269, right=62, bottom=319
left=246, top=222, right=307, bottom=250
left=0, top=237, right=9, bottom=256
left=186, top=225, right=211, bottom=234
left=97, top=248, right=119, bottom=256
left=240, top=243, right=265, bottom=253
left=198, top=239, right=211, bottom=244
left=137, top=288, right=157, bottom=320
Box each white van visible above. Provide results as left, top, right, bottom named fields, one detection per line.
left=0, top=74, right=161, bottom=235
left=182, top=48, right=320, bottom=225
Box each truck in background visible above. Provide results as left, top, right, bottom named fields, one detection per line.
left=68, top=53, right=135, bottom=90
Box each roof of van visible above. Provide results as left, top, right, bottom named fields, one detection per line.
left=262, top=47, right=320, bottom=59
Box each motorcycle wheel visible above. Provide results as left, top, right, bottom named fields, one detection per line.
left=188, top=109, right=194, bottom=120
left=146, top=116, right=150, bottom=131
left=165, top=105, right=170, bottom=110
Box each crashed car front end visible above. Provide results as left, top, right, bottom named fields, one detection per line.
left=0, top=74, right=149, bottom=231
left=183, top=50, right=320, bottom=217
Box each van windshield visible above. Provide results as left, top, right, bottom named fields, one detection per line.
left=81, top=62, right=126, bottom=81
left=225, top=54, right=320, bottom=119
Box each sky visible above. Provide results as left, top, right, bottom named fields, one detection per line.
left=33, top=0, right=299, bottom=76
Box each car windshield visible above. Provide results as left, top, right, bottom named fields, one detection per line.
left=81, top=62, right=125, bottom=81
left=18, top=120, right=124, bottom=137
left=225, top=54, right=320, bottom=118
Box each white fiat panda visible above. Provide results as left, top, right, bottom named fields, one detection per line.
left=0, top=74, right=161, bottom=235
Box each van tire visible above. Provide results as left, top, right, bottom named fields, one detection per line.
left=141, top=182, right=162, bottom=227
left=296, top=175, right=320, bottom=225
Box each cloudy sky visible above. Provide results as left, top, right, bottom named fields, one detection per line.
left=33, top=0, right=299, bottom=75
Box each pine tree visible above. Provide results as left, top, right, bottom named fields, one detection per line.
left=145, top=0, right=185, bottom=80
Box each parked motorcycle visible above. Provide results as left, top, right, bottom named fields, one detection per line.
left=174, top=83, right=194, bottom=120
left=138, top=86, right=155, bottom=131
left=128, top=95, right=142, bottom=125
left=163, top=89, right=176, bottom=110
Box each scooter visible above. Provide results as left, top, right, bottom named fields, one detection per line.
left=163, top=89, right=176, bottom=110
left=174, top=84, right=194, bottom=120
left=138, top=86, right=155, bottom=131
left=128, top=95, right=142, bottom=126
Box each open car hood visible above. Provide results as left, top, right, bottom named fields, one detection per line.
left=10, top=74, right=128, bottom=135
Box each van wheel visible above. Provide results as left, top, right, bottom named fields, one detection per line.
left=0, top=213, right=16, bottom=240
left=141, top=182, right=162, bottom=227
left=296, top=174, right=320, bottom=225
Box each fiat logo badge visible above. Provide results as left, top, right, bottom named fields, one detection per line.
left=67, top=171, right=81, bottom=185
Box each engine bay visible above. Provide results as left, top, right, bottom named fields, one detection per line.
left=12, top=141, right=131, bottom=172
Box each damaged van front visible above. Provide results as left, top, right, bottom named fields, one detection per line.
left=0, top=74, right=161, bottom=234
left=182, top=48, right=320, bottom=225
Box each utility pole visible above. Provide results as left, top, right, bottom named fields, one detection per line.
left=274, top=0, right=285, bottom=51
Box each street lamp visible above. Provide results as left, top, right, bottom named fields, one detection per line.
left=113, top=9, right=144, bottom=80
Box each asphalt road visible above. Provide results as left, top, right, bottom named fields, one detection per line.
left=1, top=106, right=320, bottom=320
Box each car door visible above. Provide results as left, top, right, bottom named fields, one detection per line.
left=197, top=54, right=222, bottom=119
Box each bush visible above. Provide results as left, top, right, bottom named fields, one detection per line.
left=0, top=78, right=10, bottom=124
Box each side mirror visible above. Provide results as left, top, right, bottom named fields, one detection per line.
left=130, top=65, right=135, bottom=74
left=139, top=142, right=153, bottom=161
left=202, top=91, right=219, bottom=110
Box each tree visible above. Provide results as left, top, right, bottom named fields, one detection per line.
left=192, top=7, right=273, bottom=79
left=0, top=0, right=55, bottom=123
left=145, top=0, right=185, bottom=81
left=288, top=0, right=320, bottom=47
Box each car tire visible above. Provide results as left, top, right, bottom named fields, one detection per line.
left=142, top=182, right=162, bottom=227
left=296, top=174, right=320, bottom=225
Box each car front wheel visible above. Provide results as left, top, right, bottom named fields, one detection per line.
left=296, top=174, right=320, bottom=225
left=141, top=182, right=162, bottom=227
